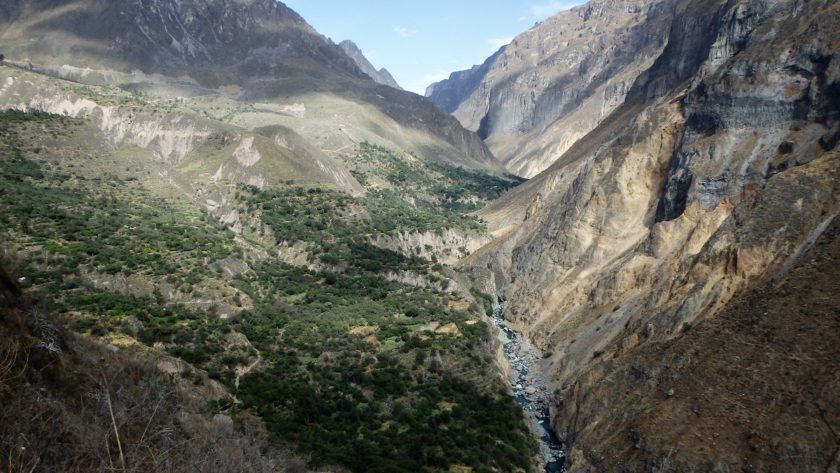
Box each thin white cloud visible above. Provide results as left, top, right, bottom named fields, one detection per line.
left=393, top=26, right=418, bottom=38
left=363, top=50, right=378, bottom=61
left=487, top=36, right=514, bottom=51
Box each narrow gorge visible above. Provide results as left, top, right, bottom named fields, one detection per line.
left=492, top=298, right=566, bottom=472
left=455, top=0, right=840, bottom=471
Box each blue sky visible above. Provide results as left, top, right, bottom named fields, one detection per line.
left=283, top=1, right=584, bottom=94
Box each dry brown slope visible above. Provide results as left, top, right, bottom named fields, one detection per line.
left=565, top=214, right=840, bottom=472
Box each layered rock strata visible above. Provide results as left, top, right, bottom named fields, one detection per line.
left=464, top=0, right=840, bottom=469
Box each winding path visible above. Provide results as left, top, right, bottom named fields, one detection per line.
left=234, top=347, right=261, bottom=390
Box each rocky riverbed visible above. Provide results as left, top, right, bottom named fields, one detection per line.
left=492, top=301, right=565, bottom=472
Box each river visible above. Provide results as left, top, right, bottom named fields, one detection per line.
left=492, top=301, right=566, bottom=472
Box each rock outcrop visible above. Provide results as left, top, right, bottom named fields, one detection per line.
left=338, top=40, right=402, bottom=90
left=425, top=47, right=505, bottom=115
left=368, top=228, right=492, bottom=265
left=464, top=0, right=840, bottom=470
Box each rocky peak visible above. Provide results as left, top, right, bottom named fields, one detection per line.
left=338, top=40, right=402, bottom=90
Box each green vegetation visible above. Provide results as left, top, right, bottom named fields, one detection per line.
left=243, top=143, right=524, bottom=269
left=0, top=110, right=535, bottom=472
left=350, top=143, right=524, bottom=231
left=0, top=111, right=237, bottom=293
left=243, top=185, right=436, bottom=271
left=351, top=142, right=524, bottom=204
left=470, top=288, right=496, bottom=317
left=235, top=260, right=536, bottom=472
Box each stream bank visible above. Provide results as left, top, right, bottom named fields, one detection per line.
left=492, top=300, right=566, bottom=472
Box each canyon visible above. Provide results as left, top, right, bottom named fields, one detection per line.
left=1, top=0, right=839, bottom=472
left=427, top=0, right=676, bottom=178
left=457, top=0, right=840, bottom=470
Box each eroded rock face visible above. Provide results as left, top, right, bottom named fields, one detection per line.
left=465, top=0, right=840, bottom=470
left=425, top=48, right=505, bottom=115
left=12, top=92, right=210, bottom=164
left=427, top=0, right=677, bottom=177
left=368, top=228, right=492, bottom=266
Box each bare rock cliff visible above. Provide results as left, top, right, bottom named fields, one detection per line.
left=464, top=0, right=840, bottom=470
left=427, top=0, right=677, bottom=177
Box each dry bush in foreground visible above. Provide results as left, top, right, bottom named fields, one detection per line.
left=0, top=262, right=308, bottom=473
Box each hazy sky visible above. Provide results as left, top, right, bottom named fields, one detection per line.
left=283, top=1, right=584, bottom=94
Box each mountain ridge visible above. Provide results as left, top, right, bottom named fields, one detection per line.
left=0, top=0, right=361, bottom=86
left=0, top=0, right=502, bottom=178
left=427, top=0, right=676, bottom=177
left=338, top=40, right=402, bottom=90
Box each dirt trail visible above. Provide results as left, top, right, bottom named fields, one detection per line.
left=234, top=348, right=261, bottom=389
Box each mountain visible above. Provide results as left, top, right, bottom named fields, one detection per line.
left=427, top=0, right=676, bottom=177
left=4, top=0, right=839, bottom=471
left=0, top=0, right=359, bottom=85
left=338, top=40, right=402, bottom=90
left=424, top=47, right=504, bottom=114
left=462, top=0, right=840, bottom=470
left=0, top=0, right=501, bottom=181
